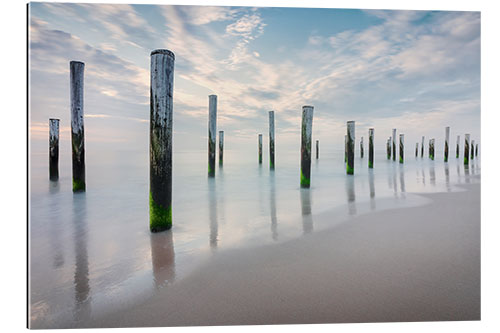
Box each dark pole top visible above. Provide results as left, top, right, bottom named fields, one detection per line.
left=49, top=118, right=60, bottom=121
left=70, top=60, right=85, bottom=66
left=151, top=49, right=175, bottom=59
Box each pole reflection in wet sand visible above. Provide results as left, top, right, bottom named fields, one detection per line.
left=445, top=163, right=451, bottom=191
left=368, top=169, right=376, bottom=210
left=430, top=164, right=436, bottom=186
left=49, top=181, right=64, bottom=269
left=270, top=173, right=278, bottom=240
left=208, top=178, right=218, bottom=250
left=345, top=176, right=356, bottom=215
left=399, top=166, right=406, bottom=195
left=150, top=231, right=175, bottom=288
left=72, top=193, right=90, bottom=323
left=300, top=189, right=313, bottom=234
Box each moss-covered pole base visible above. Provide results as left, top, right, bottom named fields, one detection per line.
left=316, top=140, right=319, bottom=159
left=346, top=121, right=355, bottom=175
left=150, top=49, right=175, bottom=232
left=415, top=142, right=418, bottom=158
left=392, top=128, right=396, bottom=161
left=456, top=135, right=460, bottom=158
left=300, top=106, right=314, bottom=188
left=368, top=128, right=374, bottom=168
left=444, top=126, right=450, bottom=162
left=258, top=134, right=262, bottom=164
left=269, top=111, right=275, bottom=169
left=208, top=95, right=217, bottom=176
left=399, top=134, right=404, bottom=163
left=219, top=130, right=224, bottom=165
left=70, top=61, right=86, bottom=192
left=464, top=134, right=470, bottom=165
left=421, top=136, right=425, bottom=158
left=471, top=140, right=475, bottom=160
left=360, top=137, right=364, bottom=158
left=387, top=137, right=391, bottom=160
left=49, top=118, right=60, bottom=181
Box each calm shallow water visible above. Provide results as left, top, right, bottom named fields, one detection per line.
left=29, top=147, right=480, bottom=328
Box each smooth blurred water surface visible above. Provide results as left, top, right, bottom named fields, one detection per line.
left=28, top=146, right=480, bottom=328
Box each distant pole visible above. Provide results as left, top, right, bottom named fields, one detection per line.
left=399, top=134, right=404, bottom=163
left=430, top=139, right=435, bottom=160
left=387, top=137, right=391, bottom=160
left=475, top=143, right=478, bottom=157
left=258, top=134, right=263, bottom=164
left=49, top=118, right=60, bottom=181
left=392, top=129, right=396, bottom=161
left=316, top=140, right=319, bottom=159
left=360, top=137, right=364, bottom=158
left=300, top=106, right=314, bottom=187
left=471, top=140, right=475, bottom=160
left=415, top=142, right=418, bottom=158
left=464, top=134, right=470, bottom=165
left=456, top=135, right=460, bottom=158
left=344, top=135, right=347, bottom=163
left=208, top=95, right=217, bottom=176
left=368, top=128, right=374, bottom=168
left=421, top=136, right=424, bottom=158
left=219, top=130, right=224, bottom=165
left=346, top=121, right=355, bottom=175
left=70, top=61, right=86, bottom=192
left=149, top=49, right=175, bottom=232
left=269, top=111, right=275, bottom=169
left=444, top=126, right=450, bottom=162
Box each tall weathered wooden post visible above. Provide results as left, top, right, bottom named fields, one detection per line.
left=49, top=118, right=60, bottom=181
left=392, top=129, right=396, bottom=161
left=444, top=126, right=450, bottom=162
left=300, top=106, right=314, bottom=187
left=316, top=140, right=319, bottom=159
left=346, top=121, right=355, bottom=175
left=208, top=95, right=217, bottom=176
left=360, top=137, right=364, bottom=158
left=368, top=128, right=374, bottom=169
left=430, top=139, right=435, bottom=160
left=399, top=134, right=404, bottom=163
left=415, top=142, right=418, bottom=158
left=150, top=49, right=175, bottom=232
left=464, top=134, right=470, bottom=165
left=471, top=140, right=475, bottom=160
left=269, top=111, right=275, bottom=169
left=70, top=61, right=86, bottom=192
left=421, top=136, right=424, bottom=158
left=219, top=130, right=224, bottom=165
left=456, top=135, right=460, bottom=158
left=475, top=143, right=478, bottom=157
left=258, top=134, right=263, bottom=164
left=387, top=137, right=391, bottom=160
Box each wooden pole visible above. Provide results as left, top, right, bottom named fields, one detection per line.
left=456, top=135, right=460, bottom=158
left=475, top=143, right=478, bottom=157
left=258, top=134, right=262, bottom=164
left=399, top=134, right=404, bottom=163
left=49, top=118, right=60, bottom=181
left=421, top=136, right=425, bottom=158
left=208, top=95, right=217, bottom=176
left=464, top=134, right=470, bottom=165
left=149, top=49, right=175, bottom=232
left=444, top=126, right=450, bottom=162
left=415, top=142, right=418, bottom=158
left=300, top=106, right=314, bottom=188
left=269, top=111, right=275, bottom=169
left=368, top=128, right=374, bottom=168
left=70, top=61, right=86, bottom=192
left=316, top=140, right=319, bottom=159
left=392, top=129, right=396, bottom=161
left=344, top=135, right=347, bottom=163
left=346, top=121, right=355, bottom=175
left=387, top=137, right=391, bottom=160
left=360, top=137, right=364, bottom=158
left=219, top=130, right=224, bottom=165
left=471, top=140, right=475, bottom=160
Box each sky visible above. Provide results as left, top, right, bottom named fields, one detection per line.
left=28, top=2, right=481, bottom=155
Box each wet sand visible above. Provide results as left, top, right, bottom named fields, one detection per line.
left=79, top=183, right=480, bottom=328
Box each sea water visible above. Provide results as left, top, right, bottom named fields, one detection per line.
left=28, top=147, right=480, bottom=328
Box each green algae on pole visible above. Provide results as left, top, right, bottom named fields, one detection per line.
left=444, top=126, right=450, bottom=162
left=399, top=134, right=404, bottom=163
left=346, top=121, right=355, bottom=175
left=219, top=130, right=224, bottom=165
left=208, top=95, right=217, bottom=176
left=70, top=61, right=86, bottom=192
left=360, top=137, right=364, bottom=158
left=464, top=134, right=470, bottom=165
left=49, top=118, right=60, bottom=181
left=368, top=128, right=374, bottom=169
left=392, top=129, right=396, bottom=161
left=150, top=49, right=175, bottom=232
left=269, top=110, right=275, bottom=169
left=258, top=134, right=263, bottom=164
left=429, top=139, right=435, bottom=160
left=316, top=140, right=319, bottom=159
left=471, top=140, right=475, bottom=160
left=421, top=136, right=425, bottom=158
left=456, top=135, right=460, bottom=158
left=300, top=106, right=314, bottom=188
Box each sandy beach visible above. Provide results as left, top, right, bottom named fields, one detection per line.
left=73, top=182, right=481, bottom=329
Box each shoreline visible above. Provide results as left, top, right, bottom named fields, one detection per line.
left=73, top=182, right=482, bottom=329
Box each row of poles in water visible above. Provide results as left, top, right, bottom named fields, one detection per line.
left=45, top=50, right=479, bottom=233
